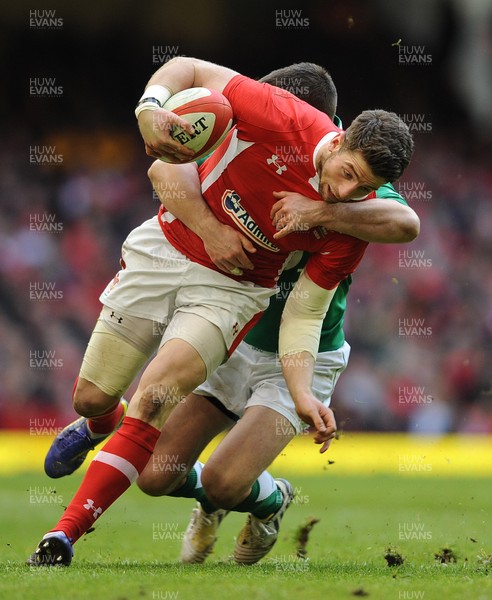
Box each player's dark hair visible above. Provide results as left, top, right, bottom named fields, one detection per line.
left=341, top=110, right=414, bottom=182
left=258, top=62, right=337, bottom=119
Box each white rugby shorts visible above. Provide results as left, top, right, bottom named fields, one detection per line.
left=195, top=340, right=351, bottom=434
left=99, top=216, right=274, bottom=374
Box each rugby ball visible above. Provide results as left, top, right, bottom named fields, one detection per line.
left=161, top=87, right=233, bottom=162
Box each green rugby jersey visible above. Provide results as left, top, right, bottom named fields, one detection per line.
left=244, top=182, right=408, bottom=353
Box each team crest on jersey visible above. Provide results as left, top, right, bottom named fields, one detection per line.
left=222, top=190, right=279, bottom=252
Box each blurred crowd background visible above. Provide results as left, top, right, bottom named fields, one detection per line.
left=1, top=0, right=491, bottom=433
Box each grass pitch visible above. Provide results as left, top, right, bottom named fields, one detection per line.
left=1, top=471, right=491, bottom=600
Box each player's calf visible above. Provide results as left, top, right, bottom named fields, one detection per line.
left=201, top=464, right=251, bottom=509
left=137, top=463, right=189, bottom=496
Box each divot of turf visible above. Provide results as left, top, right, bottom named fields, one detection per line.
left=383, top=547, right=405, bottom=567
left=434, top=547, right=457, bottom=564
left=295, top=516, right=320, bottom=559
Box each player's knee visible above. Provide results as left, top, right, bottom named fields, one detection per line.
left=136, top=383, right=185, bottom=424
left=72, top=379, right=116, bottom=417
left=201, top=464, right=244, bottom=509
left=137, top=467, right=184, bottom=497
left=135, top=470, right=158, bottom=496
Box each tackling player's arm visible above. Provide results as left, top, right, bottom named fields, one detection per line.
left=279, top=232, right=366, bottom=451
left=279, top=270, right=338, bottom=453
left=148, top=160, right=256, bottom=274
left=136, top=57, right=238, bottom=161
left=271, top=188, right=420, bottom=243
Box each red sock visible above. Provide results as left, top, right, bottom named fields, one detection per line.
left=87, top=401, right=125, bottom=435
left=49, top=417, right=160, bottom=544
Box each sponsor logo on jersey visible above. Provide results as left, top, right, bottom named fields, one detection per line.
left=221, top=190, right=280, bottom=252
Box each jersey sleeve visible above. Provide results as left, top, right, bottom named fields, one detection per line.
left=305, top=235, right=368, bottom=290
left=222, top=74, right=324, bottom=142
left=376, top=182, right=408, bottom=206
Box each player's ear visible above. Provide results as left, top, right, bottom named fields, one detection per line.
left=326, top=131, right=345, bottom=152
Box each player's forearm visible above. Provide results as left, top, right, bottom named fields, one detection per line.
left=281, top=351, right=316, bottom=406
left=145, top=56, right=236, bottom=95
left=148, top=160, right=220, bottom=237
left=279, top=273, right=338, bottom=436
left=145, top=57, right=197, bottom=96
left=272, top=193, right=420, bottom=243
left=322, top=199, right=420, bottom=243
left=137, top=58, right=237, bottom=162
left=149, top=160, right=256, bottom=273
left=278, top=271, right=336, bottom=360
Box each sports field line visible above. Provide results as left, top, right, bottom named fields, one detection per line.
left=0, top=431, right=490, bottom=476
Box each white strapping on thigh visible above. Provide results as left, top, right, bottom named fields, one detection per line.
left=100, top=305, right=162, bottom=356
left=79, top=319, right=152, bottom=397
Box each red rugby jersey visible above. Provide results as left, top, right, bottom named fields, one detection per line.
left=159, top=75, right=368, bottom=289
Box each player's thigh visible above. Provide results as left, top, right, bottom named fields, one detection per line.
left=203, top=405, right=295, bottom=492
left=127, top=339, right=205, bottom=426
left=137, top=393, right=234, bottom=495
left=193, top=340, right=256, bottom=418
left=127, top=316, right=227, bottom=428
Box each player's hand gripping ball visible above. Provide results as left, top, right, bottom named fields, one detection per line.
left=160, top=88, right=233, bottom=163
